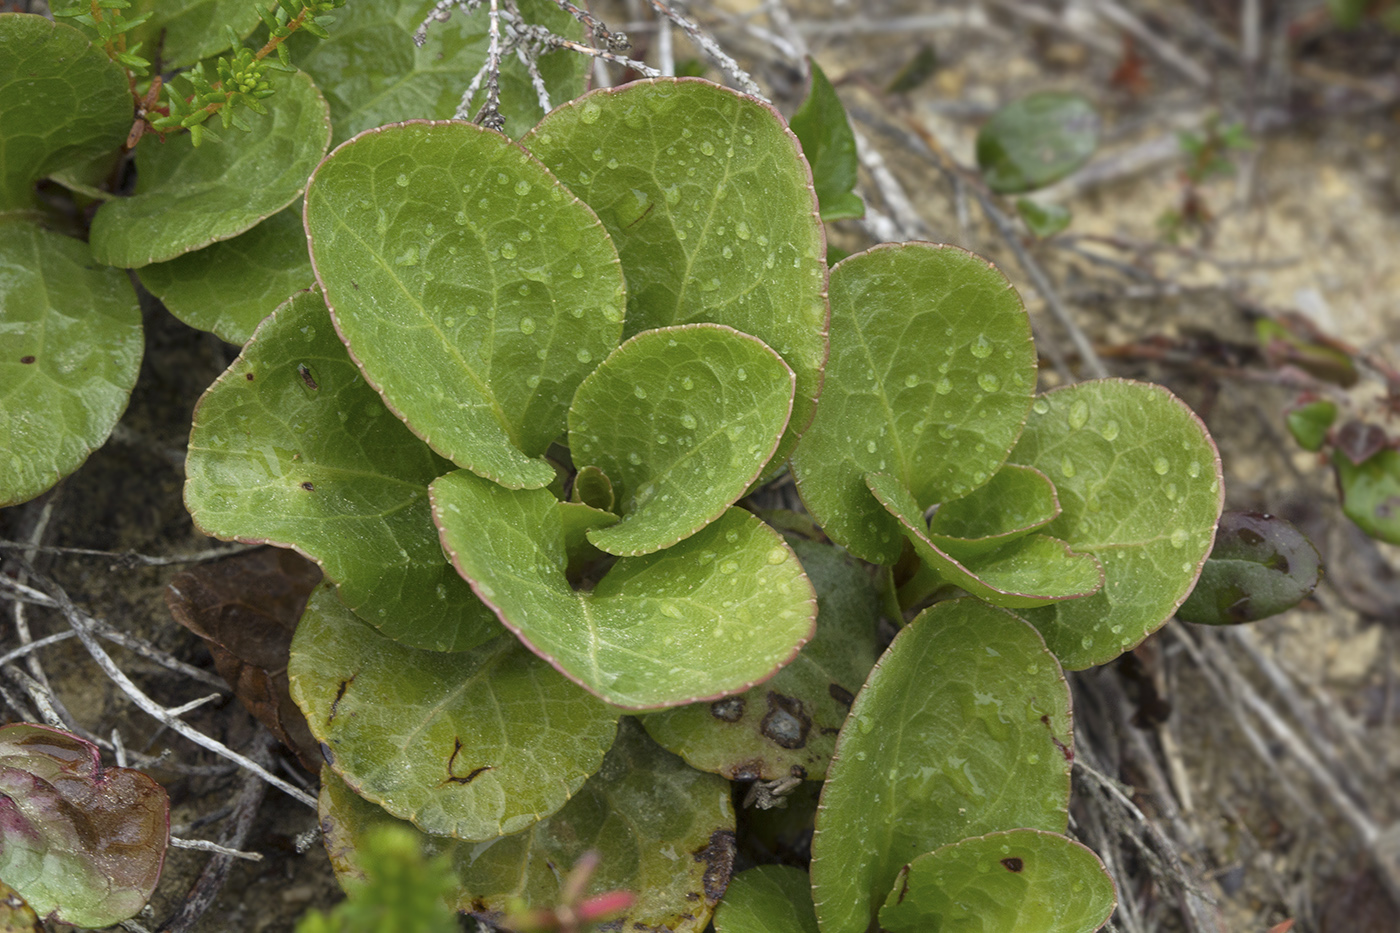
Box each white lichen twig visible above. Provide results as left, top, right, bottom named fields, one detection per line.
left=646, top=0, right=764, bottom=98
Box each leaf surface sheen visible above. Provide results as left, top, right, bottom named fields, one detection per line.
left=137, top=205, right=314, bottom=344
left=714, top=865, right=820, bottom=933
left=305, top=119, right=625, bottom=490
left=878, top=829, right=1117, bottom=933
left=926, top=463, right=1061, bottom=560
left=319, top=718, right=734, bottom=933
left=522, top=78, right=828, bottom=472
left=431, top=470, right=817, bottom=709
left=0, top=14, right=131, bottom=210
left=184, top=288, right=498, bottom=652
left=570, top=323, right=795, bottom=556
left=0, top=219, right=142, bottom=508
left=791, top=243, right=1037, bottom=564
left=809, top=599, right=1073, bottom=933
left=290, top=584, right=619, bottom=841
left=89, top=69, right=331, bottom=268
left=1009, top=379, right=1224, bottom=668
left=642, top=537, right=880, bottom=781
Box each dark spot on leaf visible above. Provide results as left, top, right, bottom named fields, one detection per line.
left=728, top=760, right=763, bottom=781
left=596, top=922, right=623, bottom=933
left=625, top=202, right=655, bottom=229
left=710, top=696, right=745, bottom=722
left=19, top=356, right=34, bottom=364
left=1377, top=496, right=1400, bottom=520
left=319, top=742, right=334, bottom=765
left=789, top=764, right=807, bottom=780
left=245, top=372, right=255, bottom=381
left=351, top=281, right=359, bottom=290
left=298, top=363, right=319, bottom=390
left=1001, top=857, right=1024, bottom=872
left=685, top=892, right=700, bottom=901
left=692, top=829, right=736, bottom=902
left=328, top=677, right=352, bottom=722
left=896, top=868, right=911, bottom=903
left=1041, top=714, right=1073, bottom=761
left=760, top=692, right=811, bottom=749
left=445, top=737, right=492, bottom=785
left=820, top=727, right=840, bottom=736
left=828, top=683, right=855, bottom=707
left=301, top=482, right=315, bottom=491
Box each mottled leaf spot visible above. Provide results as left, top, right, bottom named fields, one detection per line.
left=1001, top=857, right=1024, bottom=872
left=710, top=697, right=746, bottom=722
left=693, top=829, right=737, bottom=902
left=760, top=692, right=811, bottom=749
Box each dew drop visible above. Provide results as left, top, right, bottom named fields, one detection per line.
left=628, top=452, right=642, bottom=465
left=526, top=374, right=541, bottom=388
left=935, top=377, right=953, bottom=395
left=1100, top=419, right=1120, bottom=441
left=978, top=373, right=1000, bottom=393
left=904, top=374, right=919, bottom=388
left=736, top=367, right=747, bottom=382
left=634, top=385, right=647, bottom=399
left=970, top=334, right=993, bottom=358
left=718, top=560, right=739, bottom=575
left=576, top=348, right=591, bottom=363
left=701, top=141, right=715, bottom=156
left=681, top=413, right=697, bottom=429
left=500, top=242, right=517, bottom=259
left=1068, top=400, right=1089, bottom=430
left=866, top=440, right=878, bottom=454
left=681, top=376, right=694, bottom=390
left=454, top=210, right=468, bottom=225
left=1153, top=457, right=1169, bottom=475
left=518, top=317, right=536, bottom=335
left=571, top=263, right=584, bottom=279
left=1188, top=461, right=1201, bottom=478
left=735, top=221, right=751, bottom=241
left=1171, top=528, right=1189, bottom=548
left=580, top=102, right=601, bottom=124
left=1032, top=399, right=1050, bottom=415
left=1061, top=455, right=1076, bottom=478
left=395, top=173, right=409, bottom=187
left=766, top=547, right=787, bottom=565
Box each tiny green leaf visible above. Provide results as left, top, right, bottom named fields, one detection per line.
left=296, top=824, right=460, bottom=933
left=570, top=324, right=795, bottom=556
left=571, top=464, right=615, bottom=512
left=136, top=205, right=314, bottom=344
left=0, top=14, right=131, bottom=210
left=523, top=78, right=828, bottom=472
left=185, top=288, right=498, bottom=652
left=927, top=463, right=1062, bottom=560
left=977, top=92, right=1099, bottom=194
left=1016, top=198, right=1072, bottom=238
left=878, top=829, right=1116, bottom=933
left=320, top=718, right=735, bottom=932
left=867, top=472, right=1102, bottom=609
left=305, top=120, right=625, bottom=491
left=810, top=599, right=1073, bottom=933
left=1177, top=510, right=1321, bottom=625
left=0, top=724, right=169, bottom=929
left=1009, top=379, right=1225, bottom=668
left=0, top=218, right=142, bottom=508
left=791, top=243, right=1037, bottom=564
left=642, top=537, right=880, bottom=781
left=290, top=584, right=619, bottom=841
left=90, top=69, right=331, bottom=268
left=1334, top=448, right=1400, bottom=544
left=714, top=866, right=819, bottom=933
left=126, top=0, right=262, bottom=70
left=1285, top=398, right=1337, bottom=452
left=790, top=58, right=864, bottom=222
left=431, top=470, right=817, bottom=709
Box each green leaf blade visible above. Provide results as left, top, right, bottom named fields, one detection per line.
left=1178, top=510, right=1321, bottom=625
left=523, top=78, right=828, bottom=472
left=304, top=120, right=626, bottom=490
left=810, top=599, right=1073, bottom=933
left=184, top=288, right=498, bottom=652
left=977, top=92, right=1099, bottom=194
left=127, top=0, right=262, bottom=70
left=0, top=219, right=142, bottom=508
left=714, top=865, right=819, bottom=933
left=290, top=584, right=619, bottom=841
left=571, top=324, right=796, bottom=556
left=927, top=463, right=1061, bottom=559
left=790, top=59, right=864, bottom=222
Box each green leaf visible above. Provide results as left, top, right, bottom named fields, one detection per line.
left=1177, top=510, right=1321, bottom=625
left=810, top=599, right=1073, bottom=933
left=295, top=824, right=460, bottom=933
left=522, top=78, right=827, bottom=473
left=320, top=718, right=735, bottom=932
left=1334, top=448, right=1400, bottom=543
left=137, top=205, right=313, bottom=344
left=642, top=537, right=880, bottom=781
left=304, top=120, right=625, bottom=491
left=790, top=58, right=864, bottom=222
left=127, top=0, right=262, bottom=70
left=927, top=463, right=1062, bottom=560
left=89, top=69, right=331, bottom=268
left=290, top=584, right=619, bottom=841
left=0, top=15, right=131, bottom=210
left=185, top=288, right=498, bottom=652
left=0, top=218, right=142, bottom=508
left=1285, top=398, right=1336, bottom=452
left=291, top=0, right=587, bottom=145
left=570, top=324, right=796, bottom=556
left=714, top=866, right=819, bottom=933
left=431, top=470, right=817, bottom=709
left=0, top=724, right=169, bottom=929
left=1016, top=198, right=1072, bottom=238
left=878, top=830, right=1116, bottom=933
left=1009, top=379, right=1224, bottom=668
left=791, top=243, right=1037, bottom=564
left=977, top=92, right=1099, bottom=194
left=867, top=472, right=1102, bottom=609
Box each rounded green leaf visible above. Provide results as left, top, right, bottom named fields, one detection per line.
left=292, top=0, right=588, bottom=144
left=867, top=472, right=1102, bottom=609
left=570, top=324, right=795, bottom=556
left=0, top=14, right=131, bottom=210
left=1009, top=379, right=1224, bottom=668
left=290, top=584, right=619, bottom=841
left=1177, top=510, right=1322, bottom=625
left=977, top=92, right=1099, bottom=194
left=320, top=718, right=735, bottom=932
left=1334, top=448, right=1400, bottom=544
left=810, top=599, right=1073, bottom=933
left=879, top=829, right=1116, bottom=933
left=642, top=537, right=879, bottom=781
left=1016, top=198, right=1073, bottom=238
left=185, top=288, right=498, bottom=652
left=305, top=119, right=625, bottom=490
left=0, top=724, right=169, bottom=929
left=0, top=218, right=142, bottom=508
left=790, top=59, right=864, bottom=222
left=137, top=205, right=313, bottom=344
left=89, top=69, right=331, bottom=268
left=126, top=0, right=262, bottom=70
left=927, top=463, right=1061, bottom=560
left=522, top=78, right=828, bottom=472
left=791, top=243, right=1037, bottom=564
left=431, top=470, right=818, bottom=709
left=1285, top=398, right=1337, bottom=452
left=714, top=865, right=819, bottom=933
